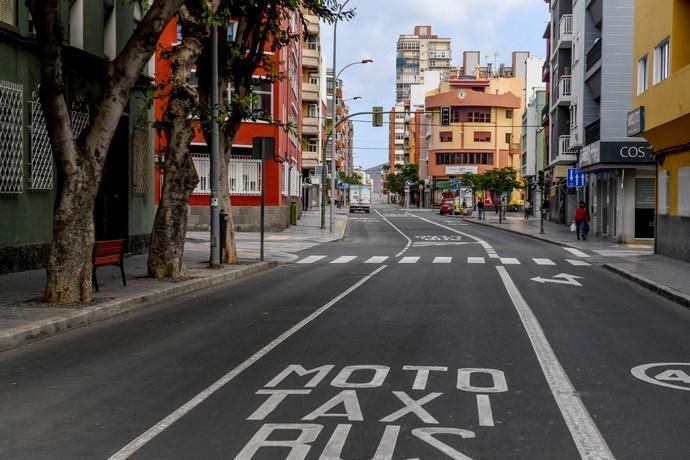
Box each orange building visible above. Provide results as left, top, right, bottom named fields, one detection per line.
left=154, top=13, right=304, bottom=231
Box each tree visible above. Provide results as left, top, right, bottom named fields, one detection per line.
left=148, top=1, right=221, bottom=279
left=195, top=0, right=354, bottom=264
left=483, top=167, right=523, bottom=223
left=28, top=0, right=187, bottom=303
left=340, top=173, right=363, bottom=185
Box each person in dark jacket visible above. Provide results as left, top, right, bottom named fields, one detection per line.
left=573, top=201, right=591, bottom=240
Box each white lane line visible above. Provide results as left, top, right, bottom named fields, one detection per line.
left=488, top=254, right=501, bottom=259
left=108, top=266, right=389, bottom=460
left=563, top=247, right=591, bottom=258
left=296, top=255, right=326, bottom=264
left=433, top=257, right=452, bottom=264
left=365, top=256, right=389, bottom=264
left=375, top=209, right=412, bottom=257
left=331, top=256, right=357, bottom=264
left=495, top=266, right=614, bottom=459
left=399, top=256, right=420, bottom=264
left=476, top=395, right=495, bottom=427
left=500, top=258, right=521, bottom=265
left=533, top=258, right=556, bottom=266
left=467, top=257, right=486, bottom=264
left=566, top=259, right=591, bottom=266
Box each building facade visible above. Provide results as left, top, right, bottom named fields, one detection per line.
left=522, top=90, right=548, bottom=208
left=301, top=10, right=322, bottom=210
left=0, top=0, right=155, bottom=274
left=631, top=0, right=690, bottom=260
left=155, top=13, right=304, bottom=232
left=425, top=79, right=523, bottom=206
left=395, top=26, right=452, bottom=102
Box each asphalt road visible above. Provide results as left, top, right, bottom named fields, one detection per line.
left=1, top=204, right=688, bottom=460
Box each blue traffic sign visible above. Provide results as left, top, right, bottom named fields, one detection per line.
left=567, top=168, right=587, bottom=188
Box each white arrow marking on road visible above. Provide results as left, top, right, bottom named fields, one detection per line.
left=531, top=273, right=583, bottom=287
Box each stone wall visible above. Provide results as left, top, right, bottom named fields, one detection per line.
left=187, top=205, right=291, bottom=232
left=0, top=242, right=50, bottom=275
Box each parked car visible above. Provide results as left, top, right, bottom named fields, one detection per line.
left=439, top=200, right=454, bottom=215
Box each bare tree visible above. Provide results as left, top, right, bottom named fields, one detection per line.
left=28, top=0, right=187, bottom=303
left=148, top=0, right=221, bottom=279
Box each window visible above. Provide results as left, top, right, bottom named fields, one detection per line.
left=395, top=133, right=404, bottom=140
left=465, top=110, right=491, bottom=123
left=658, top=169, right=669, bottom=215
left=309, top=76, right=319, bottom=85
left=307, top=138, right=318, bottom=152
left=637, top=55, right=648, bottom=94
left=440, top=131, right=453, bottom=142
left=308, top=103, right=318, bottom=118
left=474, top=131, right=491, bottom=142
left=229, top=78, right=273, bottom=117
left=505, top=133, right=512, bottom=144
left=679, top=167, right=690, bottom=217
left=227, top=21, right=238, bottom=42
left=307, top=36, right=318, bottom=50
left=506, top=109, right=513, bottom=119
left=0, top=0, right=16, bottom=25
left=436, top=152, right=493, bottom=165
left=653, top=40, right=670, bottom=84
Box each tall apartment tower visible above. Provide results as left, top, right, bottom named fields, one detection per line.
left=395, top=26, right=452, bottom=102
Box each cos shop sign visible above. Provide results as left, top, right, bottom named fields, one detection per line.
left=618, top=145, right=653, bottom=160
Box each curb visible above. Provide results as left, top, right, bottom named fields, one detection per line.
left=603, top=264, right=690, bottom=309
left=461, top=217, right=577, bottom=249
left=0, top=261, right=278, bottom=353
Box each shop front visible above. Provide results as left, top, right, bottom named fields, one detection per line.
left=580, top=141, right=655, bottom=242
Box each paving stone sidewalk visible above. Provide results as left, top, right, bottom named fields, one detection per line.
left=0, top=209, right=348, bottom=352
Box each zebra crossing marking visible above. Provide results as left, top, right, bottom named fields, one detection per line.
left=500, top=258, right=521, bottom=265
left=331, top=256, right=357, bottom=264
left=566, top=259, right=591, bottom=266
left=399, top=256, right=420, bottom=264
left=365, top=256, right=389, bottom=264
left=433, top=257, right=452, bottom=264
left=533, top=258, right=556, bottom=266
left=297, top=255, right=326, bottom=264
left=467, top=257, right=486, bottom=264
left=563, top=247, right=591, bottom=258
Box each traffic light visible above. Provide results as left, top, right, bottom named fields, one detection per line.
left=372, top=106, right=383, bottom=127
left=440, top=106, right=451, bottom=126
left=537, top=170, right=544, bottom=188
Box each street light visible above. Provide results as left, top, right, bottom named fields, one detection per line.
left=328, top=59, right=372, bottom=232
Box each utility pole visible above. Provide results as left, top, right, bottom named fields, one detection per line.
left=209, top=25, right=221, bottom=267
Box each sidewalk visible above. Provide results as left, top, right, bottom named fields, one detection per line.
left=0, top=209, right=348, bottom=352
left=457, top=212, right=690, bottom=308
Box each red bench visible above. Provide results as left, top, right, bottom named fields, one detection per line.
left=92, top=239, right=126, bottom=292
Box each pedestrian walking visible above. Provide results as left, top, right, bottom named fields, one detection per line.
left=573, top=201, right=591, bottom=240
left=477, top=200, right=484, bottom=220
left=542, top=198, right=550, bottom=220
left=524, top=200, right=532, bottom=221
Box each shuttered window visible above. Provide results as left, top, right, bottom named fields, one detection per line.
left=0, top=0, right=16, bottom=26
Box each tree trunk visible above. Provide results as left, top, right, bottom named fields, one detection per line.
left=220, top=124, right=241, bottom=264
left=147, top=2, right=217, bottom=278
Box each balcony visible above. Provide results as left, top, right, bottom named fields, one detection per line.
left=557, top=75, right=572, bottom=105
left=558, top=14, right=573, bottom=48
left=302, top=82, right=319, bottom=102
left=302, top=117, right=319, bottom=136
left=304, top=14, right=319, bottom=35
left=559, top=135, right=576, bottom=156
left=302, top=48, right=319, bottom=69
left=509, top=143, right=521, bottom=155
left=586, top=38, right=602, bottom=73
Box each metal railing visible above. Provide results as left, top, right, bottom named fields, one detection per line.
left=559, top=135, right=576, bottom=156
left=559, top=75, right=572, bottom=98
left=559, top=14, right=573, bottom=42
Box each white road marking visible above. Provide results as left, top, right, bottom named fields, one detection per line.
left=531, top=273, right=583, bottom=287
left=297, top=255, right=326, bottom=264
left=405, top=214, right=497, bottom=258
left=500, top=258, right=520, bottom=265
left=364, top=256, right=389, bottom=264
left=563, top=247, right=591, bottom=258
left=107, top=266, right=388, bottom=460
left=566, top=259, right=591, bottom=266
left=467, top=257, right=485, bottom=264
left=533, top=258, right=556, bottom=266
left=331, top=256, right=357, bottom=264
left=488, top=254, right=501, bottom=259
left=433, top=257, right=452, bottom=264
left=375, top=209, right=412, bottom=257
left=476, top=395, right=495, bottom=427
left=496, top=266, right=614, bottom=459
left=399, top=256, right=420, bottom=264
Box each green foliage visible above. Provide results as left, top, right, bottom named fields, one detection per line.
left=483, top=167, right=523, bottom=195
left=340, top=173, right=363, bottom=185
left=385, top=163, right=419, bottom=195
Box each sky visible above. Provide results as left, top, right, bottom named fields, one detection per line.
left=319, top=0, right=550, bottom=170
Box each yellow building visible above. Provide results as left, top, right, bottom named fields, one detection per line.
left=631, top=0, right=690, bottom=261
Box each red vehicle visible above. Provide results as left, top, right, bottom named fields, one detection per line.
left=439, top=199, right=454, bottom=215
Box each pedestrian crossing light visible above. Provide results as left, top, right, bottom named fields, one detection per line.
left=372, top=106, right=383, bottom=127
left=441, top=106, right=451, bottom=126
